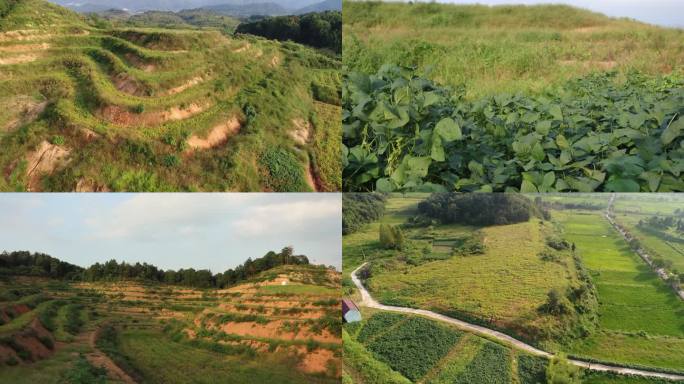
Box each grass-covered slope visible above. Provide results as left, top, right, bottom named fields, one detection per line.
left=0, top=0, right=341, bottom=192
left=0, top=264, right=341, bottom=383
left=345, top=194, right=595, bottom=346
left=343, top=1, right=684, bottom=98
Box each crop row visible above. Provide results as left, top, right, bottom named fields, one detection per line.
left=364, top=315, right=462, bottom=381
left=343, top=65, right=684, bottom=192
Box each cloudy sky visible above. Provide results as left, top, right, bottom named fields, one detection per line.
left=409, top=0, right=684, bottom=27
left=0, top=194, right=341, bottom=272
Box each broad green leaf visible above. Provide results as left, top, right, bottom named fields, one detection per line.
left=543, top=171, right=556, bottom=188
left=521, top=180, right=538, bottom=193
left=549, top=105, right=563, bottom=121
left=556, top=135, right=570, bottom=151
left=661, top=117, right=683, bottom=145
left=435, top=118, right=462, bottom=142
left=536, top=120, right=552, bottom=135
left=605, top=178, right=641, bottom=192
left=431, top=135, right=445, bottom=162
left=376, top=178, right=394, bottom=192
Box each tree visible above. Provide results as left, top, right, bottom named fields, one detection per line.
left=547, top=353, right=582, bottom=384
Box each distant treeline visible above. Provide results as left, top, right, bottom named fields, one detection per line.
left=0, top=251, right=83, bottom=279
left=343, top=193, right=387, bottom=235
left=0, top=247, right=310, bottom=288
left=236, top=11, right=341, bottom=54
left=417, top=194, right=547, bottom=226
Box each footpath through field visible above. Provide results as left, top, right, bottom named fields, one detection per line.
left=350, top=263, right=684, bottom=381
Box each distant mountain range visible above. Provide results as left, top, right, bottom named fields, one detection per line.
left=48, top=0, right=340, bottom=15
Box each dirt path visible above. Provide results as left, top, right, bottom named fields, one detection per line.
left=84, top=327, right=137, bottom=384
left=350, top=263, right=684, bottom=381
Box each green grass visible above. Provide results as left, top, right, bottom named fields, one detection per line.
left=116, top=328, right=337, bottom=384
left=257, top=284, right=339, bottom=296
left=343, top=1, right=684, bottom=99
left=0, top=0, right=341, bottom=192
left=557, top=210, right=684, bottom=371
left=366, top=218, right=577, bottom=340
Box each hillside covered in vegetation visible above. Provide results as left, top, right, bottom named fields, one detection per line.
left=0, top=258, right=341, bottom=383
left=0, top=0, right=341, bottom=192
left=342, top=2, right=684, bottom=193
left=236, top=11, right=341, bottom=55
left=0, top=247, right=318, bottom=288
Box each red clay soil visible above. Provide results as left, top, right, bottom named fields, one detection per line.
left=186, top=117, right=241, bottom=150
left=12, top=304, right=31, bottom=315
left=99, top=103, right=206, bottom=127
left=296, top=346, right=339, bottom=376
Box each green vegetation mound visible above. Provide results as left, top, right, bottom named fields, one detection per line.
left=416, top=193, right=545, bottom=226
left=343, top=66, right=684, bottom=192
left=236, top=11, right=341, bottom=54
left=342, top=193, right=387, bottom=234
left=0, top=0, right=341, bottom=192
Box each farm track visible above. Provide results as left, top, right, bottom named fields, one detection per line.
left=83, top=326, right=137, bottom=384
left=350, top=263, right=684, bottom=381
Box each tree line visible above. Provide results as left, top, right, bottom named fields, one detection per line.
left=236, top=11, right=341, bottom=54
left=343, top=193, right=387, bottom=234
left=0, top=247, right=310, bottom=288
left=417, top=193, right=547, bottom=226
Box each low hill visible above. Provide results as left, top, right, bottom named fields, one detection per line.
left=0, top=0, right=341, bottom=192
left=343, top=1, right=684, bottom=98
left=236, top=11, right=341, bottom=54
left=295, top=0, right=341, bottom=15
left=201, top=2, right=288, bottom=18
left=0, top=252, right=340, bottom=383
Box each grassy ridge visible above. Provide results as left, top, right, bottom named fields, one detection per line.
left=343, top=1, right=684, bottom=98
left=0, top=0, right=341, bottom=192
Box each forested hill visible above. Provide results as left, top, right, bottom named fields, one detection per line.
left=0, top=247, right=312, bottom=288
left=236, top=11, right=341, bottom=54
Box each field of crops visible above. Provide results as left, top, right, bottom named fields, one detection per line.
left=556, top=210, right=684, bottom=371
left=343, top=66, right=684, bottom=193
left=0, top=265, right=341, bottom=383
left=0, top=0, right=341, bottom=192
left=344, top=312, right=528, bottom=384
left=342, top=1, right=684, bottom=193
left=342, top=312, right=660, bottom=384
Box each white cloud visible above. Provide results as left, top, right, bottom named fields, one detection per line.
left=232, top=198, right=342, bottom=237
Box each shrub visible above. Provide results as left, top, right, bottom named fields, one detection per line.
left=259, top=148, right=309, bottom=192
left=50, top=135, right=66, bottom=146
left=5, top=356, right=19, bottom=366
left=132, top=104, right=145, bottom=114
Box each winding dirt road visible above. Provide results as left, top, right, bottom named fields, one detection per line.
left=350, top=263, right=684, bottom=381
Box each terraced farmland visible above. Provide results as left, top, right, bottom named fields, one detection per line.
left=0, top=0, right=341, bottom=191
left=557, top=208, right=684, bottom=372
left=0, top=264, right=341, bottom=383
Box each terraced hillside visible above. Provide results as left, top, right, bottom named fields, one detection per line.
left=0, top=265, right=341, bottom=383
left=0, top=0, right=341, bottom=191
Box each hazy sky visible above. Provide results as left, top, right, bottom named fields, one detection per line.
left=0, top=193, right=341, bottom=272
left=407, top=0, right=684, bottom=28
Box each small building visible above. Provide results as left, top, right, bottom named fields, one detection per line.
left=342, top=298, right=362, bottom=323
